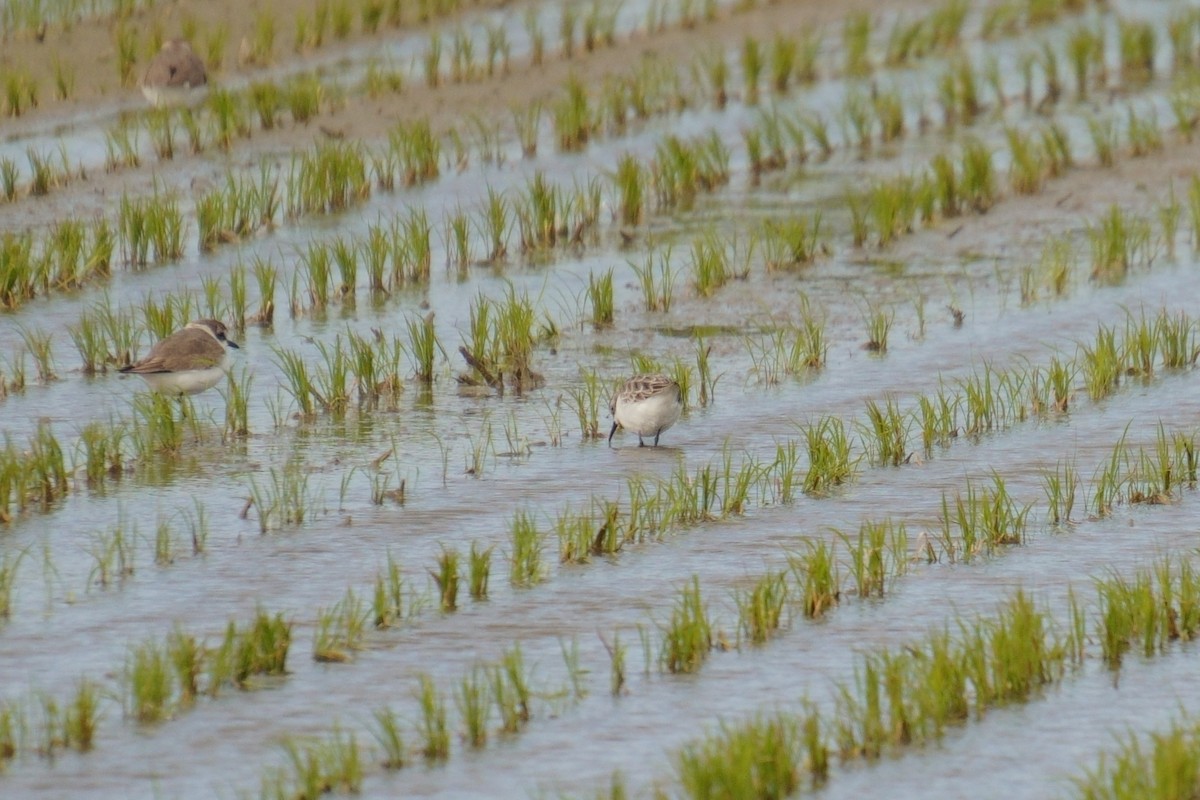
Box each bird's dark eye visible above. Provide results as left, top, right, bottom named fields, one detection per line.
left=216, top=332, right=226, bottom=341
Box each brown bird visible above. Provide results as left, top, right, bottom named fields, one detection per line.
left=119, top=320, right=239, bottom=395
left=141, top=39, right=208, bottom=107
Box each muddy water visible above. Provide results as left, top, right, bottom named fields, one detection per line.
left=4, top=2, right=1200, bottom=799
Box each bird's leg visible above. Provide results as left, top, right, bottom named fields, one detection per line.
left=637, top=434, right=645, bottom=447
left=653, top=430, right=661, bottom=446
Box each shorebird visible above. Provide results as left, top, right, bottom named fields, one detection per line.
left=608, top=374, right=683, bottom=447
left=119, top=319, right=239, bottom=395
left=141, top=39, right=208, bottom=107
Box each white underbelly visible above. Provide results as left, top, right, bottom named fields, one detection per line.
left=141, top=366, right=226, bottom=396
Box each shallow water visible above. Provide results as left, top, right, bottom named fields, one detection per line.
left=2, top=0, right=1200, bottom=798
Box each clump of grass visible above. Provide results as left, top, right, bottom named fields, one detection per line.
left=736, top=570, right=789, bottom=646
left=509, top=509, right=545, bottom=588
left=801, top=417, right=857, bottom=495
left=859, top=395, right=909, bottom=467
left=432, top=546, right=460, bottom=612
left=788, top=540, right=840, bottom=618
left=313, top=588, right=369, bottom=663
left=587, top=268, right=615, bottom=328
left=660, top=576, right=712, bottom=674
left=677, top=713, right=803, bottom=799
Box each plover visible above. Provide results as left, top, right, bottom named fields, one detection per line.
left=119, top=319, right=239, bottom=395
left=608, top=374, right=683, bottom=447
left=141, top=39, right=208, bottom=107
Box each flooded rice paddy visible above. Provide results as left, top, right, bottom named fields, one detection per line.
left=3, top=0, right=1200, bottom=797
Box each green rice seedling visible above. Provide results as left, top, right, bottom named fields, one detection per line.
left=560, top=636, right=588, bottom=701
left=0, top=547, right=24, bottom=618
left=691, top=231, right=737, bottom=297
left=842, top=90, right=874, bottom=153
left=284, top=75, right=324, bottom=124
left=207, top=89, right=249, bottom=152
left=247, top=9, right=277, bottom=65
left=843, top=11, right=872, bottom=78
left=660, top=576, right=712, bottom=674
left=247, top=457, right=316, bottom=533
left=1006, top=126, right=1045, bottom=195
left=449, top=26, right=477, bottom=83
left=587, top=268, right=615, bottom=328
left=1088, top=115, right=1118, bottom=168
left=768, top=34, right=797, bottom=94
left=1119, top=19, right=1156, bottom=86
left=455, top=666, right=491, bottom=748
left=127, top=638, right=174, bottom=723
left=718, top=447, right=760, bottom=516
left=405, top=312, right=443, bottom=385
left=492, top=643, right=533, bottom=731
left=144, top=107, right=177, bottom=161
left=104, top=119, right=141, bottom=172
left=590, top=630, right=626, bottom=698
left=432, top=546, right=460, bottom=612
left=959, top=137, right=996, bottom=213
left=787, top=541, right=840, bottom=618
left=1169, top=9, right=1200, bottom=72
left=566, top=367, right=605, bottom=440
left=677, top=712, right=802, bottom=799
left=250, top=256, right=277, bottom=327
left=1157, top=310, right=1199, bottom=368
left=63, top=678, right=100, bottom=752
left=467, top=542, right=492, bottom=601
left=445, top=207, right=472, bottom=272
left=1081, top=323, right=1122, bottom=400
left=736, top=570, right=788, bottom=645
left=113, top=23, right=138, bottom=86
left=1124, top=310, right=1161, bottom=378
left=498, top=105, right=536, bottom=165
left=35, top=692, right=64, bottom=756
left=415, top=671, right=448, bottom=762
left=0, top=701, right=18, bottom=763
left=1089, top=205, right=1150, bottom=282
left=1073, top=715, right=1200, bottom=797
left=862, top=302, right=893, bottom=353
left=388, top=118, right=440, bottom=187
left=1158, top=187, right=1182, bottom=261
left=760, top=216, right=824, bottom=271
left=166, top=626, right=203, bottom=704
left=1067, top=24, right=1103, bottom=99
left=738, top=36, right=763, bottom=106
left=1127, top=106, right=1163, bottom=157
left=1042, top=460, right=1079, bottom=526
left=801, top=417, right=857, bottom=495
left=556, top=505, right=597, bottom=564
left=509, top=509, right=545, bottom=588
left=371, top=706, right=407, bottom=769
left=860, top=395, right=909, bottom=467
left=941, top=473, right=1031, bottom=559
left=629, top=247, right=676, bottom=312
left=0, top=157, right=17, bottom=201
left=248, top=82, right=281, bottom=130
left=614, top=152, right=645, bottom=227
left=286, top=141, right=370, bottom=217
left=554, top=73, right=592, bottom=152
left=839, top=519, right=905, bottom=598
left=17, top=325, right=54, bottom=384
left=479, top=186, right=511, bottom=262
left=372, top=553, right=406, bottom=628
left=313, top=588, right=370, bottom=662
left=273, top=346, right=317, bottom=418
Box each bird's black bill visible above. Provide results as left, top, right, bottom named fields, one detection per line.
left=607, top=421, right=618, bottom=447
left=226, top=340, right=240, bottom=349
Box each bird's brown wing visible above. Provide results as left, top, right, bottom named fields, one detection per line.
left=121, top=328, right=224, bottom=374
